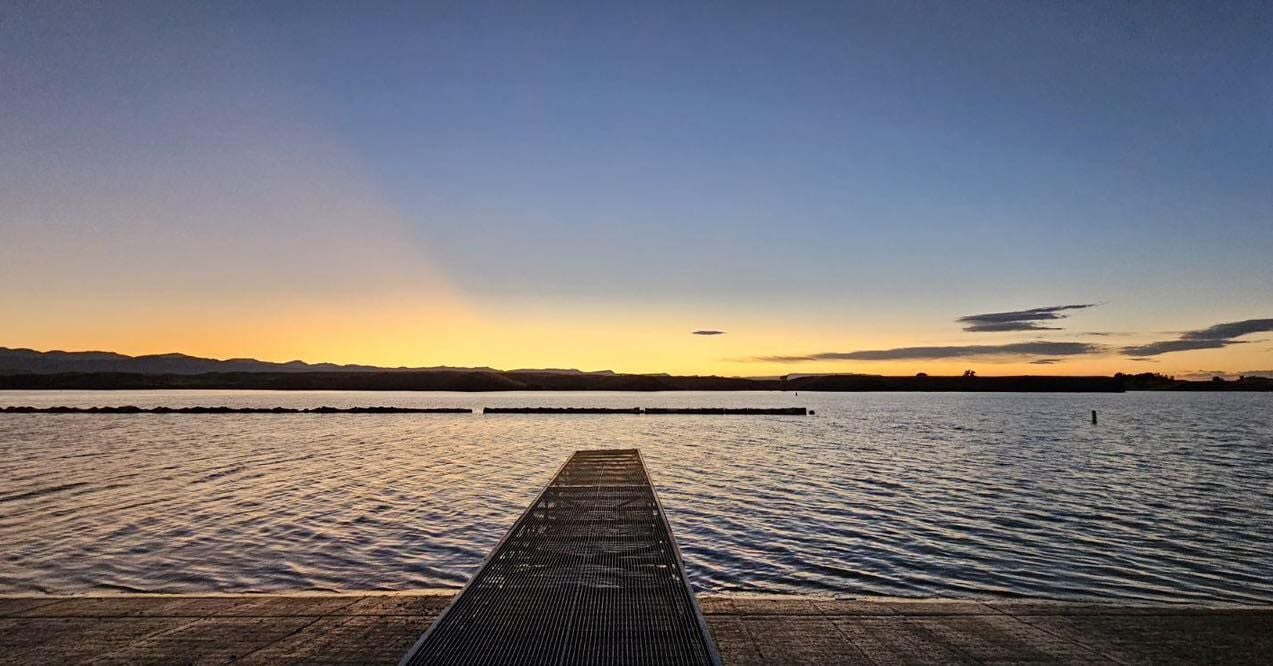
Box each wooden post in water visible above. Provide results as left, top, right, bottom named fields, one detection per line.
left=1091, top=410, right=1097, bottom=425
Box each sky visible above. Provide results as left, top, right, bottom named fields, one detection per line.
left=2, top=1, right=1271, bottom=377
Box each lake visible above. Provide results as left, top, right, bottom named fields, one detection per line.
left=2, top=389, right=1271, bottom=603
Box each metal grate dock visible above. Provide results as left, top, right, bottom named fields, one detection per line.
left=400, top=449, right=721, bottom=665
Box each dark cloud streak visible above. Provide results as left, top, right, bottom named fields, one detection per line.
left=957, top=304, right=1097, bottom=332
left=692, top=330, right=726, bottom=336
left=1180, top=318, right=1273, bottom=341
left=962, top=322, right=1062, bottom=332
left=1120, top=339, right=1237, bottom=356
left=755, top=341, right=1103, bottom=362
left=1121, top=318, right=1273, bottom=356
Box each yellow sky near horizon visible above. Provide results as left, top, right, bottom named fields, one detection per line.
left=7, top=297, right=1271, bottom=379
left=6, top=149, right=1269, bottom=379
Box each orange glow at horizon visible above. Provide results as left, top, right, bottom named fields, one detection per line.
left=9, top=300, right=1271, bottom=378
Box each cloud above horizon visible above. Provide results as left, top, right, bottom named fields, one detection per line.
left=1120, top=318, right=1273, bottom=356
left=1180, top=319, right=1273, bottom=341
left=692, top=330, right=726, bottom=336
left=957, top=304, right=1098, bottom=332
left=755, top=341, right=1103, bottom=363
left=749, top=313, right=1273, bottom=368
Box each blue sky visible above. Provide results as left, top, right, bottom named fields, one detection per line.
left=2, top=1, right=1271, bottom=375
left=299, top=3, right=1273, bottom=284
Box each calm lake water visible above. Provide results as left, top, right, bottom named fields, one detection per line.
left=2, top=390, right=1271, bottom=603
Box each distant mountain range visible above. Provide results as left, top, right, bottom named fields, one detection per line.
left=0, top=347, right=612, bottom=376
left=2, top=347, right=1268, bottom=392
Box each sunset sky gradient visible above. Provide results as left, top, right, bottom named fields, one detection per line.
left=3, top=2, right=1271, bottom=378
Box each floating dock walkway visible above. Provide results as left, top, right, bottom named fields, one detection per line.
left=399, top=449, right=721, bottom=665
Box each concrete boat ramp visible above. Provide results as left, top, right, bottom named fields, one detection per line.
left=3, top=594, right=1271, bottom=664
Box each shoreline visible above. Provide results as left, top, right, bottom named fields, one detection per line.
left=0, top=372, right=1137, bottom=392
left=4, top=382, right=1272, bottom=393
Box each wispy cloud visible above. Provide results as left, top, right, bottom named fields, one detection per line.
left=692, top=330, right=726, bottom=336
left=1179, top=319, right=1273, bottom=341
left=1120, top=339, right=1236, bottom=356
left=957, top=304, right=1097, bottom=333
left=1081, top=331, right=1138, bottom=337
left=1029, top=358, right=1061, bottom=365
left=961, top=321, right=1061, bottom=332
left=754, top=341, right=1103, bottom=362
left=1120, top=318, right=1273, bottom=357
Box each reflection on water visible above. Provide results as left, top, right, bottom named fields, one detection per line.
left=1, top=390, right=1271, bottom=602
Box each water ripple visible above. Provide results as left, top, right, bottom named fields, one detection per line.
left=0, top=390, right=1271, bottom=602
